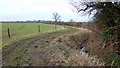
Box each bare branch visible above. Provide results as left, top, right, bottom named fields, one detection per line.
left=53, top=12, right=61, bottom=22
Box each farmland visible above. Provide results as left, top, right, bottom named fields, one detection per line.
left=1, top=22, right=107, bottom=66
left=1, top=0, right=120, bottom=66
left=2, top=23, right=105, bottom=66
left=2, top=23, right=62, bottom=37
left=1, top=23, right=63, bottom=49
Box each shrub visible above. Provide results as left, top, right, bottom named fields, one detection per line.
left=105, top=53, right=120, bottom=66
left=102, top=27, right=117, bottom=42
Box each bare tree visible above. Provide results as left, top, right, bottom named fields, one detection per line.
left=53, top=12, right=61, bottom=22
left=69, top=19, right=74, bottom=22
left=70, top=0, right=120, bottom=59
left=70, top=0, right=120, bottom=27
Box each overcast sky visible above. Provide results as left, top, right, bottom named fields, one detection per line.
left=0, top=0, right=92, bottom=22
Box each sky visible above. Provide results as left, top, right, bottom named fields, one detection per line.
left=0, top=0, right=92, bottom=22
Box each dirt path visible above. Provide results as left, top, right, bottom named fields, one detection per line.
left=2, top=28, right=76, bottom=66
left=2, top=27, right=105, bottom=66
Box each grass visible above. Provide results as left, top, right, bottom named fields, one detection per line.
left=0, top=23, right=2, bottom=49
left=1, top=23, right=63, bottom=49
left=105, top=53, right=120, bottom=66
left=2, top=23, right=61, bottom=37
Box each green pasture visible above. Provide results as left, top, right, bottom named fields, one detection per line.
left=0, top=23, right=2, bottom=49
left=1, top=23, right=63, bottom=49
left=2, top=23, right=62, bottom=37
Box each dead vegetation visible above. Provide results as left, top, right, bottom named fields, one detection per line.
left=81, top=22, right=120, bottom=66
left=49, top=30, right=105, bottom=66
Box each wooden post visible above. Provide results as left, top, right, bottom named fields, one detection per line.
left=55, top=24, right=57, bottom=30
left=8, top=28, right=10, bottom=38
left=38, top=25, right=40, bottom=32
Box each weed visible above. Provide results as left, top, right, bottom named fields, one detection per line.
left=105, top=53, right=120, bottom=66
left=102, top=27, right=117, bottom=42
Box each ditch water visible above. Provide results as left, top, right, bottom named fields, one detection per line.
left=79, top=45, right=86, bottom=54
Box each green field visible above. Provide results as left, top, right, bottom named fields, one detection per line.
left=0, top=23, right=1, bottom=49
left=1, top=23, right=63, bottom=49
left=2, top=23, right=62, bottom=37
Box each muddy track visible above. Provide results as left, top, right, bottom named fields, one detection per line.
left=2, top=28, right=79, bottom=66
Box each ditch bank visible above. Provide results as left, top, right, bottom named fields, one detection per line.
left=48, top=28, right=105, bottom=66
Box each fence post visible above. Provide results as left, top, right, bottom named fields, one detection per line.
left=8, top=28, right=10, bottom=38
left=55, top=24, right=57, bottom=30
left=38, top=25, right=40, bottom=32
